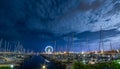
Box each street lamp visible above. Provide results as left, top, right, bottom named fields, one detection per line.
left=10, top=64, right=14, bottom=69
left=118, top=62, right=120, bottom=64
left=42, top=65, right=47, bottom=69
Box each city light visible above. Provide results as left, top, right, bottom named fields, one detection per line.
left=42, top=65, right=47, bottom=69
left=10, top=64, right=14, bottom=68
left=81, top=51, right=84, bottom=54
left=118, top=62, right=120, bottom=64
left=117, top=50, right=119, bottom=53
left=1, top=0, right=120, bottom=69
left=63, top=51, right=67, bottom=54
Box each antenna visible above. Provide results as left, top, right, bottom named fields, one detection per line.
left=110, top=42, right=113, bottom=51
left=72, top=33, right=74, bottom=52
left=99, top=26, right=104, bottom=52
left=0, top=39, right=3, bottom=52
left=80, top=39, right=81, bottom=52
left=54, top=40, right=56, bottom=53
left=66, top=44, right=67, bottom=52
left=67, top=36, right=70, bottom=54
left=5, top=40, right=7, bottom=52
left=87, top=38, right=90, bottom=52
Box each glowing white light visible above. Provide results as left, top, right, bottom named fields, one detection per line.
left=63, top=51, right=67, bottom=54
left=42, top=65, right=46, bottom=69
left=118, top=62, right=120, bottom=64
left=81, top=51, right=84, bottom=54
left=45, top=46, right=53, bottom=54
left=10, top=64, right=14, bottom=68
left=117, top=49, right=119, bottom=53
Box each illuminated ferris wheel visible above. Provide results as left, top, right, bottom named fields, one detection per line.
left=45, top=46, right=53, bottom=54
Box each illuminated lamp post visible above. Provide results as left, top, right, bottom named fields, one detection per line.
left=41, top=64, right=47, bottom=69
left=10, top=64, right=14, bottom=69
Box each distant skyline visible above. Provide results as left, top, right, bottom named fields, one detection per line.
left=0, top=0, right=120, bottom=52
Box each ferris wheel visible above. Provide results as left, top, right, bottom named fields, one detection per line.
left=45, top=46, right=53, bottom=54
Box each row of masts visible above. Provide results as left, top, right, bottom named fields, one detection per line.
left=98, top=26, right=116, bottom=52
left=99, top=26, right=104, bottom=52
left=0, top=39, right=32, bottom=54
left=52, top=26, right=116, bottom=53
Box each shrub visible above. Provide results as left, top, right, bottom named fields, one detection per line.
left=72, top=60, right=120, bottom=69
left=0, top=67, right=11, bottom=69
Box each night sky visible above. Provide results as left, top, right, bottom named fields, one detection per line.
left=0, top=0, right=120, bottom=52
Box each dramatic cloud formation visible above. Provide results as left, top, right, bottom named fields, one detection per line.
left=0, top=0, right=120, bottom=51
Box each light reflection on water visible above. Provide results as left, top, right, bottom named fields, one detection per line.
left=18, top=55, right=65, bottom=69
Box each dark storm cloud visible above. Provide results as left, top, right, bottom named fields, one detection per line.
left=0, top=0, right=112, bottom=39
left=77, top=0, right=104, bottom=11
left=1, top=0, right=120, bottom=51
left=0, top=0, right=80, bottom=40
left=61, top=28, right=119, bottom=42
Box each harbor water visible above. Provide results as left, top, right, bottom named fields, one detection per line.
left=18, top=55, right=65, bottom=69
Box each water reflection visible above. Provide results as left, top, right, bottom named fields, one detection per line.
left=18, top=55, right=65, bottom=69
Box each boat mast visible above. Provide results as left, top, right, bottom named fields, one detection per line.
left=67, top=37, right=69, bottom=53
left=54, top=40, right=56, bottom=53
left=72, top=33, right=74, bottom=52
left=99, top=26, right=104, bottom=52
left=0, top=39, right=3, bottom=52
left=5, top=40, right=7, bottom=52
left=110, top=42, right=113, bottom=51
left=87, top=38, right=90, bottom=52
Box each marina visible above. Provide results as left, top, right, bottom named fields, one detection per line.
left=1, top=0, right=120, bottom=69
left=0, top=39, right=34, bottom=69
left=41, top=50, right=120, bottom=69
